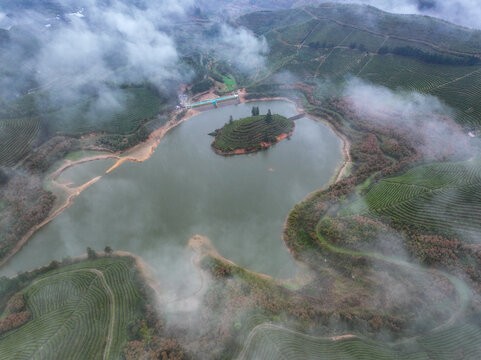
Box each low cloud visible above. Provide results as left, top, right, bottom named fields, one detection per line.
left=216, top=24, right=269, bottom=73
left=344, top=78, right=448, bottom=116
left=0, top=0, right=271, bottom=118
left=314, top=0, right=481, bottom=29
left=34, top=0, right=189, bottom=106
left=343, top=77, right=471, bottom=160
left=273, top=70, right=299, bottom=85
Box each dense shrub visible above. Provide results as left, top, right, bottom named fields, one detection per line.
left=5, top=293, right=25, bottom=314
left=191, top=79, right=214, bottom=94
left=0, top=311, right=30, bottom=334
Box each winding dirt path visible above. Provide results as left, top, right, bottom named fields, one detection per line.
left=237, top=256, right=470, bottom=357
left=314, top=30, right=354, bottom=77
left=95, top=269, right=115, bottom=360
left=356, top=36, right=389, bottom=76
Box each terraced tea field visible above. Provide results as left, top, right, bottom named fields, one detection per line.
left=0, top=86, right=164, bottom=168
left=0, top=258, right=142, bottom=360
left=0, top=117, right=40, bottom=166
left=344, top=160, right=481, bottom=237
left=46, top=87, right=163, bottom=135
left=237, top=321, right=481, bottom=360
left=359, top=55, right=481, bottom=126
left=212, top=114, right=294, bottom=153
left=240, top=4, right=481, bottom=127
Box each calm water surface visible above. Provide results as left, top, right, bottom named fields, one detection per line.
left=2, top=101, right=342, bottom=280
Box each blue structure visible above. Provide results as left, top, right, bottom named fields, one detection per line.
left=187, top=94, right=239, bottom=109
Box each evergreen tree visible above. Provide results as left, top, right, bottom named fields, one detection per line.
left=265, top=109, right=272, bottom=123
left=87, top=247, right=97, bottom=260
left=104, top=246, right=113, bottom=256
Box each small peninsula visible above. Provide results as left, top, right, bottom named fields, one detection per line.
left=211, top=108, right=295, bottom=155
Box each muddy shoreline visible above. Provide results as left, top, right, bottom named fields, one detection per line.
left=0, top=109, right=199, bottom=269
left=0, top=175, right=102, bottom=268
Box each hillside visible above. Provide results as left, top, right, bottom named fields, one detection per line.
left=211, top=111, right=295, bottom=154
left=0, top=254, right=176, bottom=360
left=0, top=86, right=168, bottom=167
left=239, top=3, right=481, bottom=53
left=0, top=256, right=142, bottom=359
left=342, top=158, right=481, bottom=237
left=238, top=3, right=481, bottom=127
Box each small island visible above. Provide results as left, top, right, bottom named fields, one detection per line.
left=211, top=107, right=295, bottom=155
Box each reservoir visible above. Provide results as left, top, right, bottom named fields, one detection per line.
left=1, top=101, right=343, bottom=282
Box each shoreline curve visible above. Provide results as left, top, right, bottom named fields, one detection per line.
left=1, top=93, right=350, bottom=282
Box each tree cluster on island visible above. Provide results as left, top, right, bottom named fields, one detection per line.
left=250, top=106, right=272, bottom=122
left=211, top=107, right=294, bottom=155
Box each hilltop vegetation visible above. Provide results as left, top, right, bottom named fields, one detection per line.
left=238, top=3, right=481, bottom=127
left=211, top=109, right=294, bottom=154
left=239, top=4, right=481, bottom=53
left=231, top=12, right=481, bottom=352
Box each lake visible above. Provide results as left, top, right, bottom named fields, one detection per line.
left=1, top=100, right=343, bottom=288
